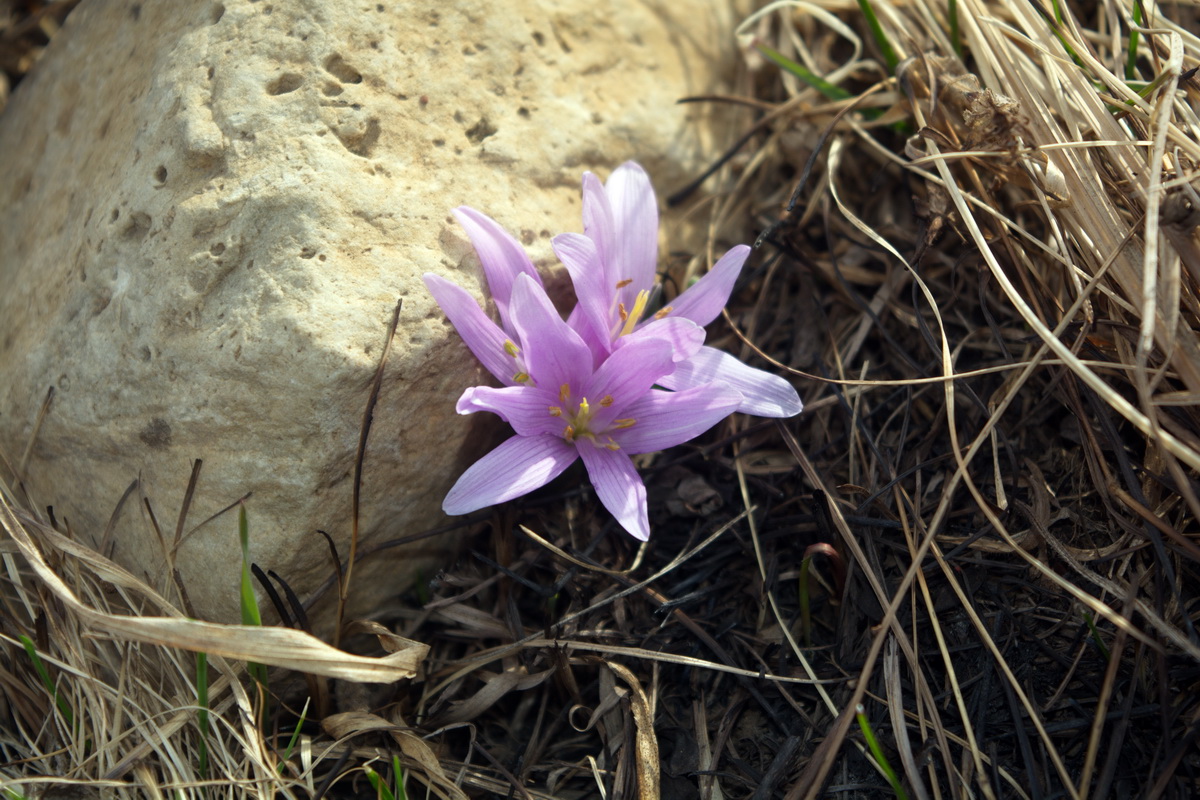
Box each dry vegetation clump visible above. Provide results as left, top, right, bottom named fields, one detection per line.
left=5, top=0, right=1200, bottom=798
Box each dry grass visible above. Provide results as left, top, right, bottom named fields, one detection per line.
left=4, top=0, right=1200, bottom=797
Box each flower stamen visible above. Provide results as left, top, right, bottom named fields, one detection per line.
left=613, top=418, right=636, bottom=429
left=618, top=290, right=650, bottom=338
left=615, top=278, right=633, bottom=289
left=653, top=305, right=673, bottom=320
left=503, top=339, right=520, bottom=357
left=548, top=406, right=562, bottom=416
left=599, top=395, right=614, bottom=407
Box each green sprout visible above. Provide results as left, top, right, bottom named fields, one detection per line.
left=18, top=634, right=74, bottom=730
left=857, top=703, right=909, bottom=800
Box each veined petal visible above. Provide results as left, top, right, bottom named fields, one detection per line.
left=618, top=316, right=705, bottom=362
left=423, top=273, right=517, bottom=385
left=453, top=207, right=542, bottom=336
left=661, top=346, right=803, bottom=418
left=509, top=273, right=594, bottom=391
left=582, top=336, right=676, bottom=429
left=666, top=245, right=750, bottom=327
left=576, top=439, right=650, bottom=541
left=605, top=162, right=659, bottom=301
left=581, top=172, right=616, bottom=284
left=443, top=434, right=577, bottom=514
left=456, top=385, right=564, bottom=437
left=554, top=232, right=613, bottom=347
left=567, top=302, right=613, bottom=365
left=610, top=382, right=743, bottom=454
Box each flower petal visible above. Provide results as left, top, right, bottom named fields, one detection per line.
left=554, top=232, right=613, bottom=346
left=661, top=346, right=803, bottom=417
left=456, top=385, right=565, bottom=438
left=453, top=207, right=542, bottom=336
left=582, top=335, right=676, bottom=429
left=580, top=172, right=616, bottom=284
left=610, top=382, right=743, bottom=454
left=665, top=245, right=749, bottom=327
left=605, top=162, right=659, bottom=301
left=443, top=434, right=577, bottom=514
left=509, top=273, right=594, bottom=392
left=576, top=439, right=650, bottom=540
left=423, top=273, right=517, bottom=385
left=618, top=316, right=705, bottom=362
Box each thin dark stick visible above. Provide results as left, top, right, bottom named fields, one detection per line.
left=336, top=297, right=403, bottom=648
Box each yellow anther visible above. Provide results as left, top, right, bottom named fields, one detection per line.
left=653, top=305, right=674, bottom=320
left=618, top=303, right=628, bottom=322
left=548, top=406, right=562, bottom=417
left=615, top=278, right=633, bottom=289
left=613, top=418, right=636, bottom=429
left=559, top=383, right=571, bottom=403
left=563, top=424, right=576, bottom=441
left=600, top=395, right=614, bottom=407
left=514, top=372, right=531, bottom=384
left=503, top=339, right=520, bottom=357
left=604, top=438, right=621, bottom=451
left=618, top=290, right=650, bottom=338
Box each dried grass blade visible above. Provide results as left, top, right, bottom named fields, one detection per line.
left=0, top=493, right=428, bottom=683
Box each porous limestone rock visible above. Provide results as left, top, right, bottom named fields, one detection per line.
left=0, top=0, right=740, bottom=624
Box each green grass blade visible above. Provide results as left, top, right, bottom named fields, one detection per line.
left=364, top=765, right=396, bottom=800
left=855, top=0, right=899, bottom=74
left=195, top=652, right=210, bottom=777
left=277, top=697, right=310, bottom=774
left=1126, top=0, right=1143, bottom=80
left=19, top=634, right=74, bottom=730
left=237, top=505, right=268, bottom=687
left=856, top=704, right=909, bottom=800
left=1083, top=611, right=1111, bottom=661
left=756, top=44, right=853, bottom=102
left=239, top=504, right=262, bottom=628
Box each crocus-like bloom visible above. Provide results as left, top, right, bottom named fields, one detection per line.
left=423, top=271, right=743, bottom=540
left=552, top=162, right=803, bottom=418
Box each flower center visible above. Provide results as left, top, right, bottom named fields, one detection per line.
left=547, top=384, right=635, bottom=450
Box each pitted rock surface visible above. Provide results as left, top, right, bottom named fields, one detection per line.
left=0, top=0, right=739, bottom=623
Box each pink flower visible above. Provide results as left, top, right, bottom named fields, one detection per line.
left=424, top=162, right=802, bottom=539
left=424, top=272, right=742, bottom=540
left=553, top=161, right=803, bottom=418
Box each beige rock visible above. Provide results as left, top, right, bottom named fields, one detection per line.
left=0, top=0, right=739, bottom=624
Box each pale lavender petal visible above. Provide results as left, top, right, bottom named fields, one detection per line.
left=610, top=383, right=744, bottom=454
left=567, top=303, right=614, bottom=365
left=443, top=434, right=577, bottom=514
left=580, top=172, right=616, bottom=283
left=453, top=207, right=542, bottom=336
left=554, top=232, right=613, bottom=345
left=665, top=245, right=750, bottom=327
left=582, top=336, right=676, bottom=429
left=661, top=346, right=803, bottom=418
left=456, top=386, right=564, bottom=438
left=509, top=273, right=594, bottom=391
left=618, top=316, right=705, bottom=362
left=605, top=162, right=659, bottom=301
left=423, top=273, right=518, bottom=385
left=576, top=439, right=650, bottom=540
